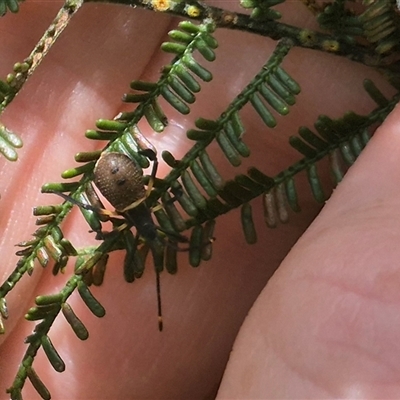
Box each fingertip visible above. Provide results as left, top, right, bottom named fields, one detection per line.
left=218, top=105, right=400, bottom=398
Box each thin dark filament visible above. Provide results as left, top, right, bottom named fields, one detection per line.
left=156, top=269, right=163, bottom=331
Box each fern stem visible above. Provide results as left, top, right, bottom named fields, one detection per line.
left=1, top=0, right=84, bottom=111
left=186, top=91, right=400, bottom=228
left=7, top=278, right=76, bottom=398
left=7, top=233, right=120, bottom=397
left=0, top=178, right=93, bottom=299
left=90, top=0, right=394, bottom=70
left=148, top=38, right=293, bottom=203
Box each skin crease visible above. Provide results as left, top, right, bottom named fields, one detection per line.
left=0, top=1, right=399, bottom=399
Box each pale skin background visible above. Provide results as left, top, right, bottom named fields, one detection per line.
left=0, top=1, right=400, bottom=399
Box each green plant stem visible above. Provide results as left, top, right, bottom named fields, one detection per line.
left=89, top=0, right=394, bottom=69
left=147, top=39, right=293, bottom=204
left=184, top=92, right=400, bottom=228
left=7, top=233, right=121, bottom=397
left=1, top=0, right=83, bottom=111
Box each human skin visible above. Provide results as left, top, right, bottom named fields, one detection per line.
left=0, top=1, right=399, bottom=399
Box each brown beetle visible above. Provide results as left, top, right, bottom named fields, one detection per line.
left=94, top=150, right=167, bottom=330
left=52, top=149, right=167, bottom=330
left=51, top=149, right=212, bottom=331
left=93, top=150, right=159, bottom=242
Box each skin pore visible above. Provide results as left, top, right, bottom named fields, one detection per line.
left=1, top=2, right=400, bottom=399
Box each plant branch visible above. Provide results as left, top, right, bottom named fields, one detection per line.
left=88, top=0, right=390, bottom=68
left=0, top=0, right=83, bottom=111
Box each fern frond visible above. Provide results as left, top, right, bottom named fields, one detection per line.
left=0, top=122, right=22, bottom=161
left=7, top=270, right=106, bottom=400
left=300, top=0, right=325, bottom=15
left=317, top=0, right=364, bottom=39
left=179, top=87, right=399, bottom=243
left=0, top=298, right=8, bottom=334
left=146, top=39, right=295, bottom=225
left=363, top=78, right=391, bottom=106
left=175, top=41, right=289, bottom=157
left=360, top=0, right=400, bottom=55
left=0, top=77, right=13, bottom=104
left=1, top=1, right=399, bottom=397
left=7, top=232, right=122, bottom=398
left=257, top=91, right=400, bottom=231
left=123, top=20, right=216, bottom=123
left=0, top=0, right=83, bottom=164
left=1, top=0, right=83, bottom=111
left=239, top=0, right=284, bottom=21
left=0, top=0, right=21, bottom=16
left=2, top=208, right=76, bottom=291
left=122, top=230, right=145, bottom=281
left=241, top=203, right=257, bottom=244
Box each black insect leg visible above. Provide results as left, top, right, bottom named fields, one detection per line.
left=139, top=149, right=158, bottom=196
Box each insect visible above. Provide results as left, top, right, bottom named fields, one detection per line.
left=53, top=149, right=182, bottom=331
left=52, top=147, right=215, bottom=330
left=93, top=149, right=160, bottom=240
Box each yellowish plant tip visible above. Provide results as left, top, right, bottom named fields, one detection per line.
left=222, top=11, right=238, bottom=25
left=152, top=0, right=171, bottom=12
left=6, top=73, right=15, bottom=85
left=322, top=39, right=340, bottom=52
left=298, top=29, right=316, bottom=47
left=186, top=5, right=201, bottom=17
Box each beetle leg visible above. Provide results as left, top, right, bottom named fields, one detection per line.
left=96, top=209, right=120, bottom=218
left=150, top=203, right=163, bottom=213
left=119, top=196, right=146, bottom=213
left=85, top=182, right=109, bottom=222
left=94, top=220, right=128, bottom=239
left=169, top=186, right=183, bottom=203
left=49, top=190, right=120, bottom=218
left=157, top=227, right=189, bottom=243
left=112, top=221, right=129, bottom=232
left=139, top=149, right=158, bottom=196
left=149, top=187, right=182, bottom=214
left=130, top=125, right=157, bottom=155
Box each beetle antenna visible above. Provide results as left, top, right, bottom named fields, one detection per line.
left=47, top=190, right=97, bottom=212
left=156, top=269, right=163, bottom=331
